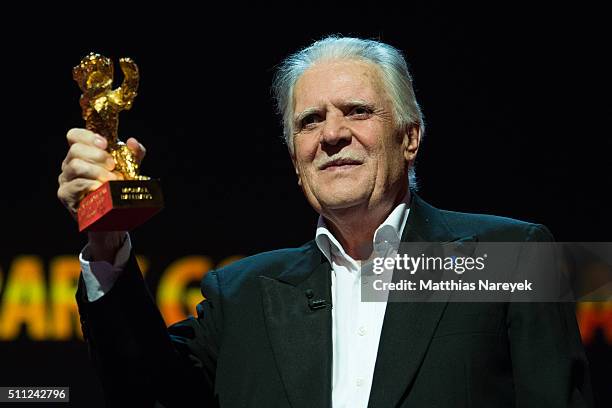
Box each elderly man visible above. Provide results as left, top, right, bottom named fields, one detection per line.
left=58, top=37, right=591, bottom=407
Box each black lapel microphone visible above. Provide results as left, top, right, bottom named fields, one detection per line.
left=305, top=289, right=327, bottom=311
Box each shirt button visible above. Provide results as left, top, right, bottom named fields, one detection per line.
left=358, top=326, right=367, bottom=336
left=356, top=378, right=364, bottom=387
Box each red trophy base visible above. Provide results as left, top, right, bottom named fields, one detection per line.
left=77, top=180, right=164, bottom=232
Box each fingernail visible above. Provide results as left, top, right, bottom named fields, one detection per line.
left=94, top=136, right=106, bottom=148
left=106, top=157, right=115, bottom=169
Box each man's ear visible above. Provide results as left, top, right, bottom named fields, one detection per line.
left=289, top=149, right=303, bottom=186
left=402, top=124, right=421, bottom=164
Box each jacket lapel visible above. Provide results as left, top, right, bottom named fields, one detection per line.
left=259, top=242, right=333, bottom=408
left=367, top=193, right=475, bottom=407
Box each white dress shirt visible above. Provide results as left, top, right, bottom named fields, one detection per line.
left=79, top=195, right=411, bottom=408
left=315, top=195, right=410, bottom=408
left=80, top=231, right=131, bottom=302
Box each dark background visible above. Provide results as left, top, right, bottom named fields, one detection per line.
left=1, top=3, right=610, bottom=407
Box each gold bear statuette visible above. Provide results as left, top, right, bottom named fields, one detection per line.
left=73, top=52, right=148, bottom=180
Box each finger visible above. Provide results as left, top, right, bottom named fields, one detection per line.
left=59, top=178, right=103, bottom=199
left=126, top=137, right=146, bottom=164
left=64, top=143, right=115, bottom=171
left=62, top=158, right=119, bottom=183
left=57, top=178, right=103, bottom=213
left=66, top=128, right=107, bottom=149
left=111, top=170, right=126, bottom=181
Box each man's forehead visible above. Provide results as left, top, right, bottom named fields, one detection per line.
left=293, top=59, right=385, bottom=111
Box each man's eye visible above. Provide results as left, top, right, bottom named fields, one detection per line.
left=301, top=114, right=322, bottom=128
left=349, top=106, right=372, bottom=116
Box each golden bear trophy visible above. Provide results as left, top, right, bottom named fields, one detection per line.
left=73, top=53, right=163, bottom=232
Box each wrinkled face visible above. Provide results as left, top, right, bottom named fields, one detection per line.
left=291, top=59, right=418, bottom=216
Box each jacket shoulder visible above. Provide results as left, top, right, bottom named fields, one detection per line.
left=201, top=241, right=318, bottom=296
left=438, top=207, right=553, bottom=241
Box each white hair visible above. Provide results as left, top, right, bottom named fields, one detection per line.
left=272, top=35, right=425, bottom=189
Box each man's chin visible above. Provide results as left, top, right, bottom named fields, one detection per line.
left=318, top=194, right=369, bottom=212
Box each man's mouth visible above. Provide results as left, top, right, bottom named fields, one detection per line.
left=319, top=158, right=363, bottom=171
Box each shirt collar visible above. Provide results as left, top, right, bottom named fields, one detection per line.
left=315, top=191, right=412, bottom=266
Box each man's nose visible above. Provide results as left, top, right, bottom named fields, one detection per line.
left=320, top=115, right=351, bottom=146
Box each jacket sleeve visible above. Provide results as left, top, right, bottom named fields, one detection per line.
left=506, top=224, right=593, bottom=407
left=76, top=249, right=223, bottom=408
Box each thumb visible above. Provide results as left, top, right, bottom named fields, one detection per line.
left=126, top=137, right=146, bottom=165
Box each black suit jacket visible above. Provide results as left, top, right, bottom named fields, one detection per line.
left=76, top=194, right=592, bottom=407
